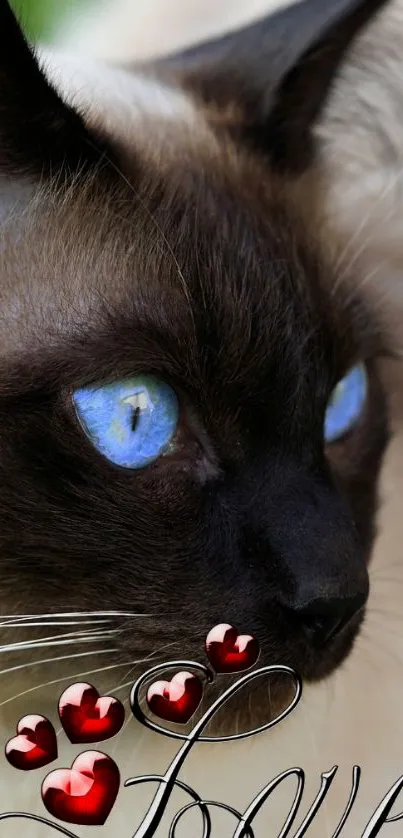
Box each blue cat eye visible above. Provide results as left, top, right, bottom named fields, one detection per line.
left=72, top=376, right=180, bottom=469
left=324, top=364, right=367, bottom=443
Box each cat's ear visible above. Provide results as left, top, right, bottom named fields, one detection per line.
left=0, top=0, right=100, bottom=176
left=168, top=0, right=389, bottom=172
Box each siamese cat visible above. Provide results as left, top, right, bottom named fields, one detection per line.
left=0, top=0, right=400, bottom=834
left=0, top=13, right=401, bottom=837
left=0, top=0, right=393, bottom=715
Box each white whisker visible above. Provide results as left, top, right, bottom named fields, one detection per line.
left=331, top=171, right=399, bottom=300
left=0, top=636, right=117, bottom=654
left=0, top=648, right=117, bottom=681
left=0, top=660, right=132, bottom=707
left=0, top=612, right=166, bottom=718
left=110, top=698, right=133, bottom=757
left=340, top=259, right=388, bottom=313
left=332, top=219, right=375, bottom=296
left=0, top=627, right=117, bottom=652
left=109, top=638, right=182, bottom=691
left=0, top=611, right=150, bottom=626
left=108, top=639, right=184, bottom=699
left=112, top=679, right=138, bottom=693
left=0, top=620, right=113, bottom=628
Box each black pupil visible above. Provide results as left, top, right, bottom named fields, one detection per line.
left=131, top=406, right=141, bottom=432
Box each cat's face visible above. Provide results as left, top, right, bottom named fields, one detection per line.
left=0, top=0, right=392, bottom=717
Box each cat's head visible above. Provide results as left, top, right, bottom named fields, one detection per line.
left=0, top=0, right=391, bottom=715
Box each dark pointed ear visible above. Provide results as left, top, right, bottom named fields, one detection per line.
left=164, top=0, right=390, bottom=171
left=0, top=1, right=101, bottom=175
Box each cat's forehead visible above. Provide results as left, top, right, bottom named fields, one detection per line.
left=0, top=156, right=320, bottom=371
left=0, top=54, right=327, bottom=358
left=0, top=60, right=359, bottom=390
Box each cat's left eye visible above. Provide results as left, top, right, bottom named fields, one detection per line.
left=324, top=363, right=367, bottom=444
left=72, top=375, right=180, bottom=469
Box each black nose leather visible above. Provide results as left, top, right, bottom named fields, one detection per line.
left=295, top=592, right=366, bottom=647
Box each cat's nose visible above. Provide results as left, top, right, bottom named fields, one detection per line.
left=293, top=591, right=367, bottom=647
left=252, top=463, right=371, bottom=648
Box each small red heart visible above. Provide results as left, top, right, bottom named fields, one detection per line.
left=146, top=671, right=203, bottom=724
left=59, top=683, right=125, bottom=744
left=42, top=750, right=120, bottom=826
left=5, top=715, right=57, bottom=771
left=206, top=623, right=260, bottom=673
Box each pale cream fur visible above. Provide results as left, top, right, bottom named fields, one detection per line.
left=38, top=48, right=203, bottom=151
left=1, top=3, right=403, bottom=837
left=316, top=0, right=403, bottom=344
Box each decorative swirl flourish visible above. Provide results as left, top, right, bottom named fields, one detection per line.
left=130, top=660, right=301, bottom=744
left=0, top=811, right=81, bottom=836
left=126, top=659, right=302, bottom=838
left=0, top=658, right=302, bottom=837
left=169, top=799, right=250, bottom=838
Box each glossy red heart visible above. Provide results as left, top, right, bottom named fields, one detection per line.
left=58, top=682, right=125, bottom=743
left=146, top=671, right=203, bottom=724
left=5, top=714, right=57, bottom=771
left=206, top=623, right=260, bottom=673
left=42, top=750, right=120, bottom=826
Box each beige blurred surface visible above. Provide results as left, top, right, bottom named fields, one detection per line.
left=1, top=2, right=402, bottom=836
left=63, top=0, right=297, bottom=60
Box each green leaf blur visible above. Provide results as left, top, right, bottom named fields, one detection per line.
left=9, top=0, right=89, bottom=41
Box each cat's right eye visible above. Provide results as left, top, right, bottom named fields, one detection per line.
left=324, top=364, right=367, bottom=444
left=72, top=376, right=180, bottom=469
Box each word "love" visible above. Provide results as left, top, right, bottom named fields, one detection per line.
left=1, top=646, right=402, bottom=836
left=126, top=660, right=403, bottom=838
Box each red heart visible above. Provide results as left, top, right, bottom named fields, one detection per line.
left=206, top=623, right=260, bottom=673
left=5, top=715, right=57, bottom=771
left=59, top=682, right=125, bottom=744
left=146, top=671, right=203, bottom=724
left=42, top=751, right=119, bottom=826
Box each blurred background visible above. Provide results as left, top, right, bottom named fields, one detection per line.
left=9, top=0, right=277, bottom=60
left=10, top=0, right=95, bottom=41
